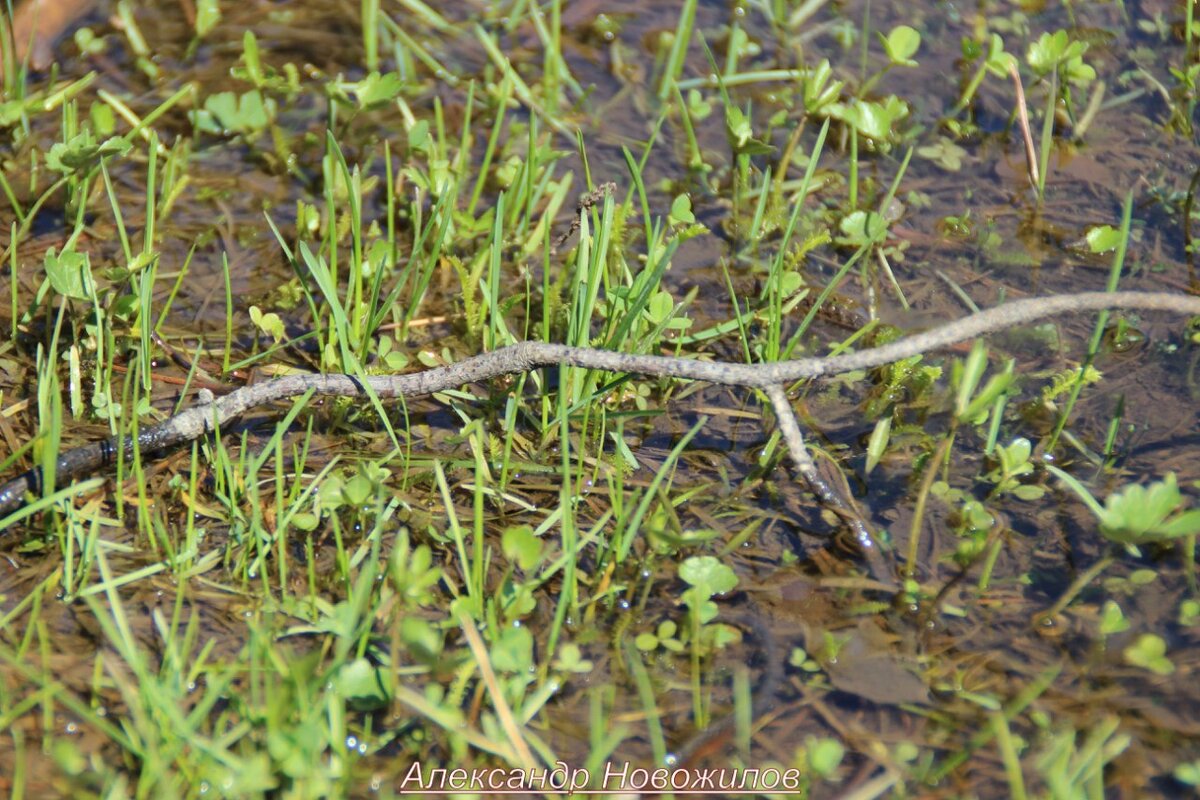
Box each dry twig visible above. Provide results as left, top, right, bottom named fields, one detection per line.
left=2, top=291, right=1199, bottom=582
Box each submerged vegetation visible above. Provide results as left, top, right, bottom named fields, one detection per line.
left=1, top=0, right=1200, bottom=796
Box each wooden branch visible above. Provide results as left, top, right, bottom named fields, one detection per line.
left=2, top=291, right=1198, bottom=540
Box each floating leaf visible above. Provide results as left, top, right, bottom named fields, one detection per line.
left=46, top=131, right=131, bottom=174
left=837, top=210, right=888, bottom=247
left=803, top=59, right=843, bottom=114
left=44, top=247, right=96, bottom=301
left=501, top=524, right=543, bottom=572
left=1086, top=225, right=1122, bottom=254
left=1123, top=633, right=1174, bottom=676
left=1027, top=29, right=1094, bottom=85
left=678, top=556, right=738, bottom=595
left=1049, top=469, right=1200, bottom=547
left=553, top=643, right=594, bottom=674
left=1099, top=601, right=1130, bottom=636
left=724, top=105, right=775, bottom=155
left=983, top=34, right=1018, bottom=78
left=686, top=88, right=713, bottom=119
left=195, top=0, right=221, bottom=37
left=249, top=305, right=285, bottom=343
left=807, top=736, right=845, bottom=778
left=349, top=71, right=405, bottom=109
left=490, top=625, right=534, bottom=673
left=335, top=658, right=390, bottom=710
left=917, top=137, right=967, bottom=171
left=192, top=89, right=273, bottom=135
left=827, top=96, right=909, bottom=142
left=1098, top=474, right=1200, bottom=545
left=881, top=25, right=921, bottom=67
left=669, top=194, right=695, bottom=226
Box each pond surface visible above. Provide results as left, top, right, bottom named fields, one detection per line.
left=1, top=0, right=1200, bottom=797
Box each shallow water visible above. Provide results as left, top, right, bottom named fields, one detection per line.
left=2, top=0, right=1200, bottom=796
